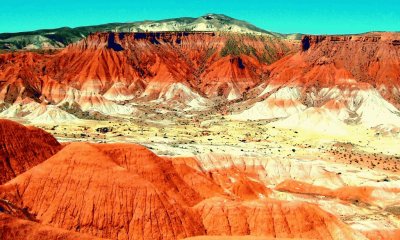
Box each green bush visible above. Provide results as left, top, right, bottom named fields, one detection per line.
left=220, top=38, right=241, bottom=57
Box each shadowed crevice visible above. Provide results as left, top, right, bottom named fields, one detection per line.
left=107, top=32, right=124, bottom=51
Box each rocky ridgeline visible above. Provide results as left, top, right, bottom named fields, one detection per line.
left=301, top=33, right=399, bottom=51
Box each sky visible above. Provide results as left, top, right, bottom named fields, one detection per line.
left=0, top=0, right=399, bottom=34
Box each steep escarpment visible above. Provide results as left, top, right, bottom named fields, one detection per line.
left=0, top=119, right=61, bottom=184
left=0, top=52, right=47, bottom=104
left=233, top=32, right=400, bottom=128
left=0, top=32, right=293, bottom=106
left=296, top=33, right=400, bottom=89
left=2, top=30, right=400, bottom=131
left=301, top=34, right=384, bottom=51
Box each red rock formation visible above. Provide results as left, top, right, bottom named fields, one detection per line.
left=276, top=179, right=400, bottom=206
left=200, top=55, right=266, bottom=98
left=194, top=197, right=365, bottom=240
left=301, top=34, right=382, bottom=51
left=168, top=156, right=227, bottom=199
left=276, top=179, right=335, bottom=197
left=0, top=52, right=45, bottom=103
left=184, top=237, right=299, bottom=240
left=1, top=148, right=367, bottom=240
left=0, top=119, right=61, bottom=184
left=363, top=229, right=400, bottom=240
left=0, top=142, right=206, bottom=240
left=266, top=33, right=400, bottom=107
left=0, top=213, right=104, bottom=240
left=0, top=120, right=382, bottom=240
left=171, top=155, right=272, bottom=200
left=0, top=32, right=292, bottom=104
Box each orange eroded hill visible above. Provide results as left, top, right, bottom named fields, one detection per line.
left=0, top=119, right=61, bottom=184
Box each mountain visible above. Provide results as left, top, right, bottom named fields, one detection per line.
left=1, top=16, right=400, bottom=130
left=0, top=14, right=282, bottom=50
left=0, top=31, right=293, bottom=121
left=232, top=32, right=400, bottom=131
left=1, top=31, right=400, bottom=130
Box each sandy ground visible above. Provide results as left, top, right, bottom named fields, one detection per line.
left=19, top=113, right=399, bottom=174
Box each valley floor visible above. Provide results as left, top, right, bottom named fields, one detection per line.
left=17, top=112, right=399, bottom=174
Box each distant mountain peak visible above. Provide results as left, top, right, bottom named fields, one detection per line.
left=0, top=14, right=280, bottom=50
left=202, top=13, right=232, bottom=19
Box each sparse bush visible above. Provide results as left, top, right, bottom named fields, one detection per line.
left=220, top=38, right=241, bottom=57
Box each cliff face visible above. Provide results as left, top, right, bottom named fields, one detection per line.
left=73, top=31, right=218, bottom=51
left=2, top=32, right=400, bottom=127
left=230, top=32, right=400, bottom=125
left=0, top=32, right=293, bottom=105
left=265, top=33, right=400, bottom=104
left=301, top=34, right=384, bottom=51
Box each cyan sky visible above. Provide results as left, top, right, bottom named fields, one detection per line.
left=0, top=0, right=399, bottom=34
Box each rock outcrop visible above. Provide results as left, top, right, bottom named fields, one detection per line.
left=0, top=142, right=206, bottom=240
left=194, top=197, right=366, bottom=240
left=233, top=32, right=400, bottom=128
left=1, top=143, right=371, bottom=240
left=0, top=119, right=61, bottom=184
left=0, top=213, right=105, bottom=240
left=0, top=32, right=291, bottom=104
